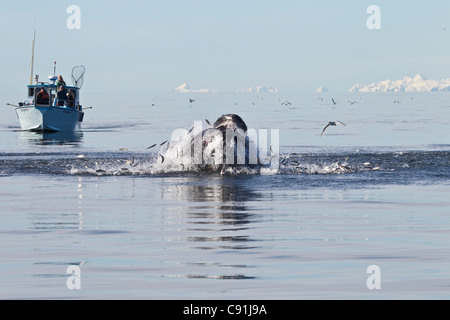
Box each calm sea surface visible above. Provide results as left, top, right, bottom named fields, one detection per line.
left=1, top=91, right=449, bottom=299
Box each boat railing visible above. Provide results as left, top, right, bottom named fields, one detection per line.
left=32, top=97, right=81, bottom=110
left=35, top=98, right=51, bottom=106
left=53, top=98, right=83, bottom=111
left=55, top=98, right=77, bottom=108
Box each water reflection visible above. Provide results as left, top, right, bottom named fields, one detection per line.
left=160, top=177, right=263, bottom=280
left=27, top=177, right=85, bottom=230
left=160, top=177, right=261, bottom=228
left=19, top=130, right=83, bottom=146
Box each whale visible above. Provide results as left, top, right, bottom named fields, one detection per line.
left=156, top=114, right=277, bottom=174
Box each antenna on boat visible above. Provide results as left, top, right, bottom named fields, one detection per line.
left=29, top=28, right=36, bottom=85
left=48, top=61, right=58, bottom=84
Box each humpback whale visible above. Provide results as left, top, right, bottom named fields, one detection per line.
left=156, top=114, right=277, bottom=174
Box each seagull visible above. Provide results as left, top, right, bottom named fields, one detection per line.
left=125, top=156, right=135, bottom=166
left=320, top=120, right=347, bottom=137
left=146, top=144, right=156, bottom=149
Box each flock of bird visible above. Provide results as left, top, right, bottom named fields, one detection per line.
left=150, top=93, right=405, bottom=142
left=280, top=97, right=349, bottom=137
left=152, top=97, right=351, bottom=138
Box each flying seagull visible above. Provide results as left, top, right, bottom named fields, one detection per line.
left=320, top=121, right=347, bottom=137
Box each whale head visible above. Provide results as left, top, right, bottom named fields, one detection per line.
left=213, top=114, right=248, bottom=133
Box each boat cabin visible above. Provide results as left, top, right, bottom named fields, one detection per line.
left=27, top=83, right=81, bottom=110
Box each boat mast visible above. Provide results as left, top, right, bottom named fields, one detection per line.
left=29, top=29, right=36, bottom=85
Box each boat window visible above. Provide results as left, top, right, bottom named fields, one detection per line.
left=35, top=87, right=50, bottom=106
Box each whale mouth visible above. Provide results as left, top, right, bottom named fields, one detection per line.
left=213, top=114, right=248, bottom=133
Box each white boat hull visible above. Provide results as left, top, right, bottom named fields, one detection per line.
left=15, top=106, right=83, bottom=132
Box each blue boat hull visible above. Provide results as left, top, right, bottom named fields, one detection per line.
left=15, top=106, right=83, bottom=132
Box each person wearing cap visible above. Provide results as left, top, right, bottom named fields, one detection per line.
left=56, top=75, right=66, bottom=92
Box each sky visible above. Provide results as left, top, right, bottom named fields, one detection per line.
left=2, top=0, right=450, bottom=96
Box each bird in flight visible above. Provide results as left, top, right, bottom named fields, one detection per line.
left=320, top=121, right=347, bottom=137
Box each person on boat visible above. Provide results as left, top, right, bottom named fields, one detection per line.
left=36, top=87, right=49, bottom=105
left=57, top=86, right=67, bottom=106
left=56, top=75, right=66, bottom=92
left=66, top=89, right=75, bottom=108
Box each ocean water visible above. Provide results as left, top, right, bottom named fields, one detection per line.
left=1, top=91, right=449, bottom=299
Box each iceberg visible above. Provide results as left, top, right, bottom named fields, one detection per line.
left=173, top=83, right=214, bottom=93
left=237, top=85, right=279, bottom=93
left=316, top=86, right=329, bottom=93
left=173, top=83, right=190, bottom=93
left=349, top=74, right=450, bottom=92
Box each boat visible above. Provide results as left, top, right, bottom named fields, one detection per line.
left=12, top=67, right=86, bottom=132
left=7, top=30, right=87, bottom=132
